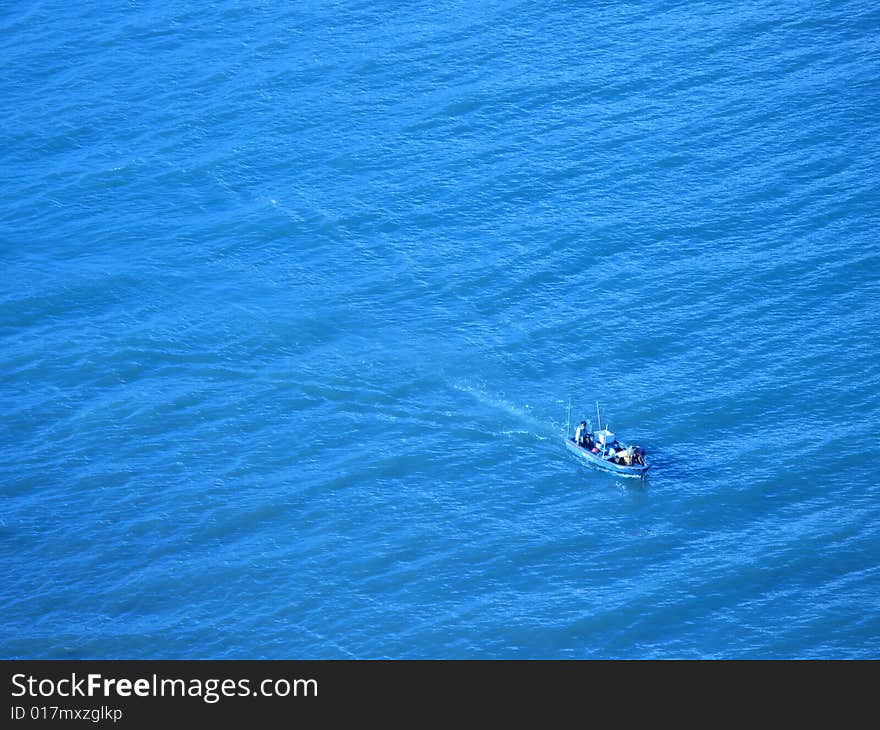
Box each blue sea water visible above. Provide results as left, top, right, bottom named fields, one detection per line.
left=1, top=0, right=879, bottom=659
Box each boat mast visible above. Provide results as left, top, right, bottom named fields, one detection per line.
left=567, top=397, right=572, bottom=437
left=596, top=401, right=601, bottom=431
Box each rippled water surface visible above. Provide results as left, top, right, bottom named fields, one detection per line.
left=1, top=1, right=879, bottom=658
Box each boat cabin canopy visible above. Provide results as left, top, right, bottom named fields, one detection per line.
left=594, top=429, right=614, bottom=445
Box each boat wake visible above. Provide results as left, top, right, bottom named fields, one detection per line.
left=450, top=381, right=556, bottom=442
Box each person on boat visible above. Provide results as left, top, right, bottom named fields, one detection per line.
left=575, top=420, right=588, bottom=447
left=635, top=447, right=646, bottom=466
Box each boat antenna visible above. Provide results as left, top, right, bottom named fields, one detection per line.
left=566, top=397, right=572, bottom=437
left=596, top=400, right=601, bottom=431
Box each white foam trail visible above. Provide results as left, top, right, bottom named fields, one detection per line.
left=265, top=196, right=305, bottom=222
left=451, top=381, right=560, bottom=441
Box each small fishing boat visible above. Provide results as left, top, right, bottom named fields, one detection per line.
left=565, top=401, right=649, bottom=478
